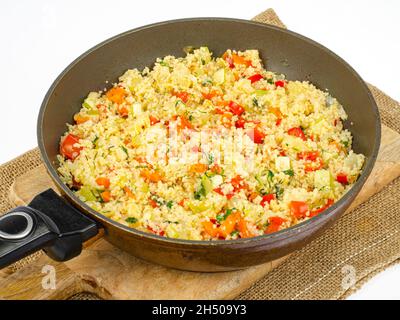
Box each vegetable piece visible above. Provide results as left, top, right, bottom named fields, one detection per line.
left=210, top=164, right=223, bottom=175
left=248, top=74, right=263, bottom=83
left=189, top=163, right=208, bottom=174
left=305, top=158, right=324, bottom=172
left=283, top=169, right=294, bottom=176
left=149, top=115, right=160, bottom=125
left=310, top=199, right=334, bottom=217
left=123, top=186, right=136, bottom=199
left=74, top=113, right=90, bottom=124
left=260, top=194, right=275, bottom=207
left=140, top=169, right=163, bottom=183
left=147, top=225, right=165, bottom=236
left=220, top=112, right=233, bottom=128
left=231, top=54, right=252, bottom=67
left=201, top=174, right=213, bottom=196
left=222, top=52, right=234, bottom=68
left=288, top=127, right=306, bottom=141
left=289, top=201, right=309, bottom=219
left=118, top=105, right=129, bottom=117
left=149, top=198, right=159, bottom=208
left=275, top=80, right=286, bottom=88
left=228, top=101, right=245, bottom=116
left=106, top=87, right=126, bottom=104
left=188, top=201, right=208, bottom=213
left=237, top=219, right=252, bottom=238
left=336, top=173, right=349, bottom=185
left=203, top=220, right=220, bottom=238
left=176, top=115, right=193, bottom=131
left=219, top=211, right=241, bottom=238
left=265, top=216, right=286, bottom=234
left=246, top=127, right=266, bottom=144
left=255, top=89, right=268, bottom=95
left=60, top=134, right=82, bottom=161
left=202, top=90, right=222, bottom=100
left=297, top=151, right=319, bottom=161
left=172, top=91, right=189, bottom=103
left=77, top=186, right=97, bottom=202
left=235, top=117, right=246, bottom=129
left=213, top=69, right=225, bottom=85
left=100, top=191, right=112, bottom=202
left=96, top=177, right=110, bottom=189
left=125, top=217, right=138, bottom=224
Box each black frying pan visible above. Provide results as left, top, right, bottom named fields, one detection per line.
left=0, top=18, right=380, bottom=272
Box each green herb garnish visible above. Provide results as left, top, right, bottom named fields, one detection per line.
left=283, top=169, right=294, bottom=176
left=121, top=146, right=129, bottom=157
left=125, top=217, right=138, bottom=224
left=275, top=185, right=284, bottom=199
left=166, top=201, right=173, bottom=209
left=252, top=97, right=259, bottom=107
left=216, top=208, right=236, bottom=223
left=230, top=230, right=239, bottom=237
left=267, top=78, right=274, bottom=84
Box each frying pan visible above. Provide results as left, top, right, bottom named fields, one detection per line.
left=0, top=18, right=380, bottom=272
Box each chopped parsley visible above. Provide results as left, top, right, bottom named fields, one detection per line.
left=166, top=200, right=174, bottom=209
left=283, top=169, right=294, bottom=176
left=207, top=153, right=214, bottom=165
left=201, top=79, right=213, bottom=86
left=216, top=208, right=236, bottom=223
left=275, top=185, right=284, bottom=199
left=252, top=97, right=259, bottom=107
left=92, top=136, right=99, bottom=147
left=121, top=146, right=129, bottom=157
left=125, top=217, right=138, bottom=224
left=194, top=184, right=206, bottom=200
left=230, top=230, right=240, bottom=237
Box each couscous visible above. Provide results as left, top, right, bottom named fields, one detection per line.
left=58, top=47, right=364, bottom=240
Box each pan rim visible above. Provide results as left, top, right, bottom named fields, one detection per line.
left=37, top=17, right=381, bottom=247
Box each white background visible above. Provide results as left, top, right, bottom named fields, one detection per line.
left=1, top=0, right=399, bottom=299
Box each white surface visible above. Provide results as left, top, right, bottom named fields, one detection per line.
left=0, top=0, right=399, bottom=299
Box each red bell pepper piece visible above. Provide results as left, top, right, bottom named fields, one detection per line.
left=289, top=201, right=309, bottom=219
left=336, top=173, right=349, bottom=185
left=248, top=74, right=264, bottom=83
left=288, top=127, right=306, bottom=141
left=228, top=101, right=245, bottom=116
left=260, top=194, right=275, bottom=207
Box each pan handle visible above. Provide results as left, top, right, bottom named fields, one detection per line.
left=0, top=189, right=98, bottom=269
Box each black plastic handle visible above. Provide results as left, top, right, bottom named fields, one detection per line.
left=0, top=189, right=98, bottom=269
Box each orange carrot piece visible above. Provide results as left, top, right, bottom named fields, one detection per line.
left=100, top=191, right=111, bottom=202
left=140, top=169, right=163, bottom=183
left=73, top=113, right=90, bottom=124
left=189, top=163, right=208, bottom=174
left=202, top=221, right=220, bottom=238
left=123, top=186, right=135, bottom=199
left=237, top=219, right=252, bottom=238
left=219, top=211, right=241, bottom=238
left=106, top=87, right=126, bottom=104
left=96, top=177, right=110, bottom=188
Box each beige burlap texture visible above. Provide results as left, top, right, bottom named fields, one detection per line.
left=1, top=9, right=399, bottom=300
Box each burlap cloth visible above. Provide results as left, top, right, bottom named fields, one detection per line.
left=1, top=9, right=399, bottom=300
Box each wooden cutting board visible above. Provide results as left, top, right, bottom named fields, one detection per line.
left=1, top=123, right=400, bottom=300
